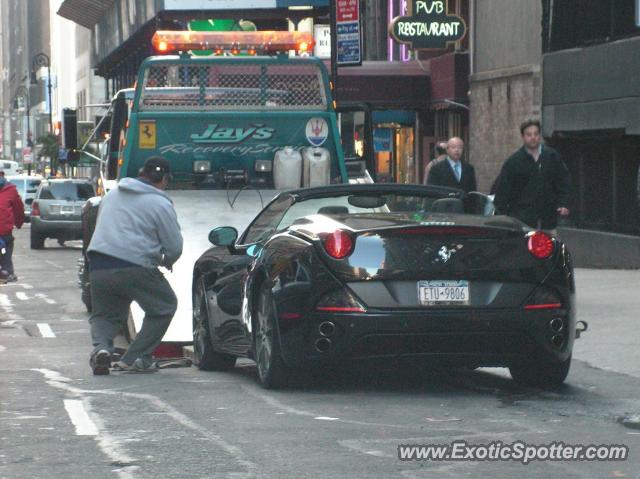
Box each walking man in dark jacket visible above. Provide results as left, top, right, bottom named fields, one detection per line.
left=427, top=137, right=477, bottom=193
left=494, top=120, right=571, bottom=231
left=88, top=157, right=183, bottom=374
left=0, top=170, right=25, bottom=283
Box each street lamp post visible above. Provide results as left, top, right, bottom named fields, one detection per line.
left=31, top=52, right=53, bottom=135
left=12, top=85, right=32, bottom=174
left=32, top=52, right=54, bottom=174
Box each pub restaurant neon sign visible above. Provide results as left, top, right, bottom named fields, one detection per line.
left=389, top=0, right=467, bottom=50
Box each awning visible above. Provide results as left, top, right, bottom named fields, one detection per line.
left=57, top=0, right=114, bottom=29
left=325, top=61, right=431, bottom=109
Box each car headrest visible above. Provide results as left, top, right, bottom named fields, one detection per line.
left=317, top=205, right=349, bottom=215
left=431, top=198, right=464, bottom=213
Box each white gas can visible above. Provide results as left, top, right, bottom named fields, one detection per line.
left=273, top=147, right=302, bottom=189
left=302, top=147, right=330, bottom=187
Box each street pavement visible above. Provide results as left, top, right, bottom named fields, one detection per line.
left=1, top=217, right=640, bottom=478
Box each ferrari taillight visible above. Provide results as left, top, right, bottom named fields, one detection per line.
left=524, top=286, right=562, bottom=310
left=315, top=288, right=365, bottom=313
left=527, top=231, right=554, bottom=259
left=31, top=201, right=40, bottom=217
left=322, top=230, right=355, bottom=259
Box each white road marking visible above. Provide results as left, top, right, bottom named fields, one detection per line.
left=0, top=293, right=14, bottom=312
left=21, top=283, right=34, bottom=290
left=44, top=260, right=63, bottom=270
left=35, top=293, right=57, bottom=304
left=37, top=323, right=56, bottom=338
left=241, top=385, right=405, bottom=429
left=0, top=345, right=6, bottom=353
left=33, top=369, right=257, bottom=479
left=63, top=399, right=99, bottom=435
left=16, top=292, right=29, bottom=301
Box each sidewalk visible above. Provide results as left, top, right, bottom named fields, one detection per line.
left=572, top=268, right=640, bottom=378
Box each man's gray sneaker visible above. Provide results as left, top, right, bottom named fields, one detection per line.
left=112, top=358, right=158, bottom=373
left=90, top=349, right=111, bottom=375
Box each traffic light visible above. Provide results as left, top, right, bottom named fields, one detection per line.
left=62, top=108, right=78, bottom=149
left=95, top=114, right=112, bottom=140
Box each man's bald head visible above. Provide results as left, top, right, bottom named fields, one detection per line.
left=447, top=137, right=464, bottom=162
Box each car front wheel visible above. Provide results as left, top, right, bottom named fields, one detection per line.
left=192, top=279, right=236, bottom=371
left=255, top=283, right=290, bottom=389
left=509, top=353, right=571, bottom=389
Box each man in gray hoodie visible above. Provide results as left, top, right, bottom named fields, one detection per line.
left=88, top=156, right=183, bottom=375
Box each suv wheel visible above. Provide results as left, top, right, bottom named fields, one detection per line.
left=30, top=230, right=45, bottom=249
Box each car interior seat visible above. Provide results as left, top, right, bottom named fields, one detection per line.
left=430, top=198, right=464, bottom=213
left=317, top=206, right=349, bottom=215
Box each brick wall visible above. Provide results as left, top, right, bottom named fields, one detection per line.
left=468, top=66, right=541, bottom=192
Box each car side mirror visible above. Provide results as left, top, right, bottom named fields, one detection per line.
left=246, top=244, right=263, bottom=258
left=208, top=226, right=238, bottom=247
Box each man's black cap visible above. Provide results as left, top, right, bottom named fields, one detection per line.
left=141, top=156, right=172, bottom=178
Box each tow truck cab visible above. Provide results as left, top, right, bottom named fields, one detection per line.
left=106, top=30, right=347, bottom=188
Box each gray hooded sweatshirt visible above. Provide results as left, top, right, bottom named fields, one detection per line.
left=88, top=177, right=183, bottom=268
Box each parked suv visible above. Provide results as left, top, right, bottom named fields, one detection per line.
left=30, top=179, right=96, bottom=249
left=6, top=175, right=42, bottom=222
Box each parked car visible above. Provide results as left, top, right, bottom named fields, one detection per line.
left=0, top=160, right=22, bottom=176
left=6, top=175, right=42, bottom=222
left=30, top=178, right=96, bottom=249
left=77, top=177, right=117, bottom=312
left=192, top=183, right=587, bottom=389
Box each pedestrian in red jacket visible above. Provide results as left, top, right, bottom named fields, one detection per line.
left=0, top=170, right=25, bottom=282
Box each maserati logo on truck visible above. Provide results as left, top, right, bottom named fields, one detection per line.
left=191, top=123, right=275, bottom=143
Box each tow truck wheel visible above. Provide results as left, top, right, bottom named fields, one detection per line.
left=192, top=279, right=236, bottom=371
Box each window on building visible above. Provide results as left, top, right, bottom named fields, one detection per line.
left=547, top=0, right=640, bottom=52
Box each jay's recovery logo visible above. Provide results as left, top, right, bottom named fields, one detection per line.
left=190, top=123, right=275, bottom=144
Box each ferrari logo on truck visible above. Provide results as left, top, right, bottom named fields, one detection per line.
left=139, top=120, right=157, bottom=149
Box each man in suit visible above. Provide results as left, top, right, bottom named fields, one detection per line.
left=423, top=140, right=448, bottom=184
left=427, top=137, right=477, bottom=193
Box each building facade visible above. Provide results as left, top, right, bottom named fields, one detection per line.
left=468, top=0, right=543, bottom=193
left=542, top=0, right=640, bottom=235
left=0, top=0, right=52, bottom=163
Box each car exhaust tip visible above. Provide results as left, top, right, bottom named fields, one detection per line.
left=549, top=318, right=564, bottom=333
left=551, top=334, right=564, bottom=348
left=318, top=321, right=336, bottom=337
left=314, top=337, right=332, bottom=353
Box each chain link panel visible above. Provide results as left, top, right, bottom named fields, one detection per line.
left=140, top=61, right=327, bottom=111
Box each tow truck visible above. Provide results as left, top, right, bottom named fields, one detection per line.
left=79, top=29, right=348, bottom=358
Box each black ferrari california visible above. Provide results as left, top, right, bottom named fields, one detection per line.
left=192, top=184, right=586, bottom=389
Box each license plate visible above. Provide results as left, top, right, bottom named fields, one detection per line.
left=418, top=280, right=469, bottom=305
left=61, top=206, right=74, bottom=214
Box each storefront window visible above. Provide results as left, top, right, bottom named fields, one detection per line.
left=373, top=111, right=416, bottom=184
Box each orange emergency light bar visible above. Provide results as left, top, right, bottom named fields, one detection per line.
left=152, top=30, right=315, bottom=55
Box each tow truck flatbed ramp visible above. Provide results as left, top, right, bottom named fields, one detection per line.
left=130, top=189, right=271, bottom=343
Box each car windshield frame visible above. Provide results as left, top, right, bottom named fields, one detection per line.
left=236, top=185, right=494, bottom=248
